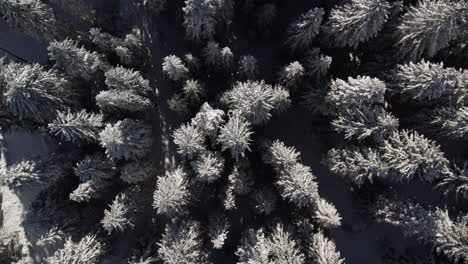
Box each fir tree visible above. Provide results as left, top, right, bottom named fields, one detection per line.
left=96, top=89, right=152, bottom=113
left=286, top=8, right=324, bottom=51
left=429, top=106, right=468, bottom=139
left=326, top=0, right=394, bottom=49
left=48, top=39, right=106, bottom=81
left=36, top=227, right=65, bottom=247
left=276, top=163, right=319, bottom=208
left=279, top=61, right=305, bottom=88
left=99, top=119, right=152, bottom=160
left=326, top=147, right=388, bottom=187
left=190, top=102, right=225, bottom=140
left=190, top=151, right=224, bottom=183
left=49, top=0, right=95, bottom=23
left=173, top=123, right=205, bottom=159
left=217, top=112, right=253, bottom=160
left=101, top=193, right=134, bottom=234
left=208, top=214, right=230, bottom=249
left=271, top=85, right=292, bottom=114
left=227, top=160, right=254, bottom=196
left=251, top=187, right=277, bottom=215
left=381, top=130, right=449, bottom=182
left=326, top=76, right=386, bottom=109
left=304, top=48, right=332, bottom=79
left=153, top=167, right=190, bottom=216
left=395, top=0, right=467, bottom=60
left=220, top=46, right=234, bottom=68
left=48, top=109, right=103, bottom=143
left=121, top=160, right=154, bottom=184
left=167, top=93, right=189, bottom=114
left=182, top=0, right=218, bottom=41
left=69, top=180, right=103, bottom=202
left=74, top=154, right=116, bottom=182
left=262, top=140, right=301, bottom=169
left=46, top=234, right=104, bottom=264
left=202, top=41, right=222, bottom=67
left=162, top=55, right=189, bottom=81
left=437, top=162, right=468, bottom=200
left=238, top=55, right=259, bottom=79
left=104, top=66, right=150, bottom=95
left=0, top=160, right=41, bottom=190
left=313, top=198, right=342, bottom=229
left=182, top=79, right=204, bottom=103
left=309, top=231, right=345, bottom=264
left=0, top=0, right=65, bottom=43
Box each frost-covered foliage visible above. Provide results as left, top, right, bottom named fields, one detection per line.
left=395, top=0, right=467, bottom=60
left=309, top=231, right=345, bottom=264
left=374, top=196, right=468, bottom=263
left=326, top=76, right=386, bottom=108
left=305, top=49, right=332, bottom=79
left=313, top=198, right=342, bottom=229
left=331, top=106, right=398, bottom=142
left=153, top=167, right=190, bottom=216
left=173, top=123, right=205, bottom=159
left=74, top=154, right=115, bottom=182
left=0, top=61, right=68, bottom=122
left=104, top=66, right=150, bottom=94
left=437, top=162, right=468, bottom=200
left=167, top=93, right=189, bottom=114
left=36, top=227, right=65, bottom=247
left=277, top=163, right=319, bottom=208
left=96, top=89, right=152, bottom=113
left=238, top=55, right=259, bottom=79
left=190, top=102, right=225, bottom=139
left=251, top=187, right=277, bottom=215
left=0, top=0, right=65, bottom=43
left=236, top=224, right=305, bottom=264
left=157, top=220, right=206, bottom=264
left=101, top=193, right=133, bottom=234
left=99, top=119, right=152, bottom=160
left=182, top=79, right=204, bottom=103
left=223, top=161, right=255, bottom=210
left=279, top=61, right=304, bottom=88
left=190, top=151, right=224, bottom=182
left=182, top=0, right=218, bottom=41
left=0, top=160, right=41, bottom=189
left=49, top=0, right=95, bottom=23
left=391, top=60, right=460, bottom=102
left=217, top=112, right=253, bottom=160
left=222, top=81, right=290, bottom=124
left=162, top=55, right=189, bottom=81
left=429, top=106, right=468, bottom=139
left=326, top=147, right=388, bottom=187
left=326, top=0, right=394, bottom=49
left=69, top=180, right=102, bottom=202
left=48, top=39, right=105, bottom=81
left=46, top=234, right=104, bottom=264
left=202, top=41, right=221, bottom=67
left=48, top=109, right=103, bottom=143
left=381, top=130, right=449, bottom=182
left=121, top=160, right=154, bottom=184
left=286, top=8, right=324, bottom=51
left=220, top=47, right=234, bottom=68
left=262, top=140, right=301, bottom=169
left=208, top=214, right=230, bottom=249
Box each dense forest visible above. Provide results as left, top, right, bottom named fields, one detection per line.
left=0, top=0, right=467, bottom=263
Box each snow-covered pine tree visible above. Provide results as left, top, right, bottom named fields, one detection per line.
left=173, top=123, right=205, bottom=159
left=190, top=102, right=225, bottom=140
left=121, top=159, right=154, bottom=184
left=304, top=49, right=332, bottom=79
left=262, top=139, right=301, bottom=170
left=381, top=130, right=449, bottom=182
left=220, top=46, right=234, bottom=68
left=183, top=53, right=201, bottom=73
left=276, top=163, right=319, bottom=208
left=153, top=167, right=190, bottom=216
left=309, top=231, right=345, bottom=264
left=182, top=79, right=204, bottom=103
left=208, top=214, right=230, bottom=249
left=437, top=162, right=468, bottom=200
left=222, top=80, right=290, bottom=125
left=74, top=154, right=116, bottom=182
left=162, top=55, right=190, bottom=81
left=157, top=220, right=207, bottom=264
left=104, top=66, right=151, bottom=95
left=217, top=112, right=253, bottom=160
left=286, top=8, right=324, bottom=51
left=279, top=61, right=305, bottom=89
left=96, top=85, right=152, bottom=114
left=331, top=106, right=399, bottom=142
left=313, top=198, right=342, bottom=229
left=202, top=41, right=222, bottom=67
left=101, top=193, right=134, bottom=234
left=99, top=119, right=152, bottom=160
left=429, top=106, right=468, bottom=140
left=46, top=234, right=104, bottom=264
left=0, top=0, right=66, bottom=43
left=238, top=55, right=259, bottom=79
left=326, top=76, right=386, bottom=109
left=48, top=109, right=103, bottom=143
left=0, top=160, right=41, bottom=190
left=326, top=0, right=394, bottom=49
left=395, top=0, right=468, bottom=60
left=167, top=93, right=189, bottom=114
left=69, top=179, right=105, bottom=202
left=251, top=187, right=277, bottom=215
left=0, top=62, right=68, bottom=123
left=48, top=39, right=106, bottom=81
left=326, top=147, right=388, bottom=187
left=182, top=0, right=229, bottom=41
left=190, top=151, right=224, bottom=183
left=271, top=85, right=292, bottom=114
left=49, top=0, right=95, bottom=23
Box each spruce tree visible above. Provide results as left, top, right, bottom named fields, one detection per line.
left=286, top=8, right=324, bottom=51
left=162, top=55, right=190, bottom=81
left=437, top=162, right=468, bottom=200
left=429, top=106, right=468, bottom=140
left=182, top=79, right=204, bottom=103
left=279, top=61, right=305, bottom=89
left=262, top=140, right=301, bottom=170
left=326, top=0, right=394, bottom=49
left=217, top=112, right=253, bottom=160
left=96, top=89, right=152, bottom=114
left=326, top=76, right=386, bottom=108
left=99, top=119, right=152, bottom=160
left=190, top=151, right=224, bottom=183
left=69, top=180, right=104, bottom=202
left=304, top=49, right=332, bottom=79
left=238, top=55, right=259, bottom=79
left=46, top=234, right=104, bottom=264
left=101, top=193, right=133, bottom=234
left=190, top=103, right=225, bottom=139
left=153, top=167, right=190, bottom=216
left=49, top=0, right=95, bottom=23
left=121, top=159, right=154, bottom=184
left=276, top=163, right=319, bottom=208
left=251, top=187, right=277, bottom=215
left=208, top=214, right=230, bottom=249
left=0, top=160, right=41, bottom=190
left=309, top=231, right=345, bottom=264
left=182, top=0, right=218, bottom=41
left=202, top=41, right=222, bottom=67
left=395, top=0, right=467, bottom=60
left=48, top=109, right=103, bottom=143
left=173, top=123, right=205, bottom=159
left=74, top=154, right=116, bottom=182
left=104, top=66, right=150, bottom=95
left=313, top=198, right=342, bottom=229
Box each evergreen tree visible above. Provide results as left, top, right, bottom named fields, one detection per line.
left=0, top=160, right=41, bottom=190
left=286, top=8, right=324, bottom=51
left=48, top=109, right=103, bottom=143
left=190, top=103, right=225, bottom=140
left=121, top=159, right=154, bottom=184
left=326, top=76, right=386, bottom=109
left=153, top=167, right=190, bottom=216
left=217, top=112, right=253, bottom=160
left=182, top=0, right=218, bottom=41
left=162, top=55, right=189, bottom=81
left=326, top=0, right=395, bottom=49
left=309, top=231, right=345, bottom=264
left=238, top=55, right=259, bottom=79
left=49, top=0, right=95, bottom=23
left=279, top=61, right=305, bottom=89
left=0, top=0, right=65, bottom=43
left=429, top=106, right=468, bottom=140
left=46, top=234, right=104, bottom=264
left=202, top=41, right=222, bottom=67
left=104, top=66, right=150, bottom=95
left=182, top=79, right=204, bottom=103
left=437, top=162, right=468, bottom=200
left=99, top=119, right=152, bottom=160
left=313, top=198, right=342, bottom=229
left=381, top=130, right=449, bottom=182
left=262, top=140, right=301, bottom=170
left=74, top=154, right=116, bottom=182
left=101, top=193, right=134, bottom=234
left=251, top=187, right=277, bottom=215
left=208, top=214, right=230, bottom=249
left=220, top=46, right=234, bottom=68
left=222, top=80, right=290, bottom=125
left=48, top=39, right=106, bottom=81
left=96, top=89, right=152, bottom=114
left=271, top=85, right=292, bottom=114
left=326, top=147, right=388, bottom=187
left=157, top=220, right=206, bottom=264
left=395, top=0, right=467, bottom=60
left=173, top=123, right=205, bottom=159
left=331, top=106, right=399, bottom=142
left=190, top=151, right=224, bottom=183
left=167, top=93, right=189, bottom=114
left=276, top=163, right=319, bottom=208
left=304, top=49, right=332, bottom=79
left=69, top=180, right=104, bottom=202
